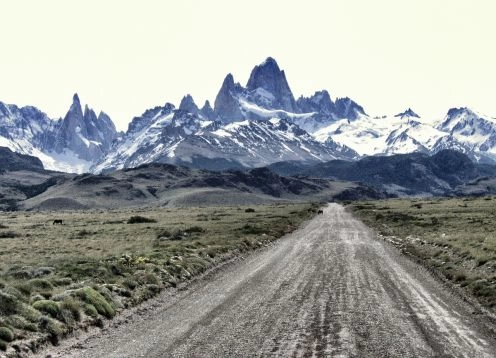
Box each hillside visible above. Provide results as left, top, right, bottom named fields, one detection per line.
left=268, top=150, right=496, bottom=196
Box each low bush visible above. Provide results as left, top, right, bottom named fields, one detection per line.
left=76, top=287, right=115, bottom=318
left=32, top=300, right=60, bottom=318
left=39, top=316, right=65, bottom=344
left=239, top=224, right=265, bottom=235
left=0, top=231, right=19, bottom=239
left=245, top=208, right=255, bottom=213
left=59, top=298, right=82, bottom=324
left=184, top=226, right=205, bottom=234
left=83, top=304, right=98, bottom=318
left=0, top=327, right=14, bottom=342
left=127, top=216, right=157, bottom=224
left=0, top=290, right=20, bottom=315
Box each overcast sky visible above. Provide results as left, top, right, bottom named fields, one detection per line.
left=1, top=0, right=495, bottom=130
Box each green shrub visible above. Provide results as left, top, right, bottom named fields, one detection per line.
left=156, top=229, right=172, bottom=239
left=122, top=279, right=138, bottom=290
left=18, top=303, right=42, bottom=322
left=52, top=277, right=73, bottom=287
left=127, top=216, right=156, bottom=224
left=59, top=298, right=82, bottom=324
left=32, top=300, right=60, bottom=318
left=239, top=224, right=265, bottom=235
left=0, top=290, right=19, bottom=315
left=17, top=278, right=54, bottom=295
left=184, top=226, right=204, bottom=234
left=0, top=339, right=7, bottom=351
left=39, top=316, right=64, bottom=344
left=137, top=273, right=160, bottom=285
left=6, top=315, right=37, bottom=332
left=83, top=304, right=98, bottom=318
left=76, top=287, right=115, bottom=318
left=0, top=231, right=19, bottom=238
left=0, top=327, right=14, bottom=342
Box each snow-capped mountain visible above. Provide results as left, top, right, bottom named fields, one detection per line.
left=0, top=94, right=118, bottom=173
left=2, top=57, right=496, bottom=174
left=92, top=58, right=364, bottom=172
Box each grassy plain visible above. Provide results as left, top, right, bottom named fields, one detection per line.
left=348, top=197, right=496, bottom=312
left=0, top=203, right=318, bottom=352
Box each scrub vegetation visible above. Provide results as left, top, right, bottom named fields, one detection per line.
left=348, top=197, right=496, bottom=312
left=0, top=203, right=318, bottom=353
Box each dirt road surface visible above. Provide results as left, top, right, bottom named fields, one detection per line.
left=38, top=204, right=496, bottom=357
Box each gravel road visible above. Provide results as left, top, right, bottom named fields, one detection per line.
left=39, top=204, right=496, bottom=357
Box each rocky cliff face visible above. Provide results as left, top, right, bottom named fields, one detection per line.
left=53, top=94, right=118, bottom=161
left=245, top=57, right=298, bottom=112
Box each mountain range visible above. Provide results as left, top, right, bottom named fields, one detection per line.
left=1, top=57, right=496, bottom=173
left=268, top=149, right=496, bottom=197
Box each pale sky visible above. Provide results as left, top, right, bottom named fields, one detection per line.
left=1, top=0, right=495, bottom=131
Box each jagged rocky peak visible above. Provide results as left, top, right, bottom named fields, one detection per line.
left=246, top=57, right=297, bottom=112
left=53, top=94, right=117, bottom=160
left=67, top=93, right=84, bottom=118
left=179, top=94, right=200, bottom=114
left=200, top=100, right=216, bottom=120
left=439, top=107, right=477, bottom=130
left=214, top=73, right=244, bottom=123
left=446, top=107, right=475, bottom=118
left=334, top=97, right=366, bottom=120
left=395, top=108, right=420, bottom=118
left=127, top=102, right=176, bottom=134
left=297, top=90, right=335, bottom=114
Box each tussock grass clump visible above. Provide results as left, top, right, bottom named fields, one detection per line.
left=32, top=300, right=60, bottom=318
left=76, top=287, right=115, bottom=318
left=59, top=298, right=82, bottom=324
left=83, top=304, right=99, bottom=318
left=0, top=231, right=19, bottom=239
left=17, top=278, right=54, bottom=296
left=127, top=215, right=157, bottom=224
left=184, top=226, right=204, bottom=234
left=0, top=290, right=20, bottom=315
left=0, top=327, right=14, bottom=342
left=239, top=224, right=265, bottom=235
left=6, top=315, right=37, bottom=332
left=39, top=315, right=65, bottom=344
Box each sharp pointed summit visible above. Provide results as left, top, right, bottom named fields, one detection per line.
left=245, top=57, right=297, bottom=112
left=395, top=108, right=420, bottom=119
left=179, top=94, right=199, bottom=114
left=200, top=100, right=216, bottom=120
left=214, top=73, right=244, bottom=122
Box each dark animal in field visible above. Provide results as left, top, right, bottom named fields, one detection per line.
left=53, top=219, right=63, bottom=225
left=317, top=210, right=324, bottom=215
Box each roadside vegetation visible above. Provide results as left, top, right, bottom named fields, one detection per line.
left=0, top=203, right=319, bottom=353
left=348, top=196, right=496, bottom=312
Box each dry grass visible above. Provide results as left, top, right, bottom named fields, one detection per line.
left=0, top=203, right=318, bottom=352
left=348, top=197, right=496, bottom=311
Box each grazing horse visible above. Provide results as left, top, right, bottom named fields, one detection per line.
left=53, top=219, right=63, bottom=225
left=317, top=210, right=324, bottom=215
